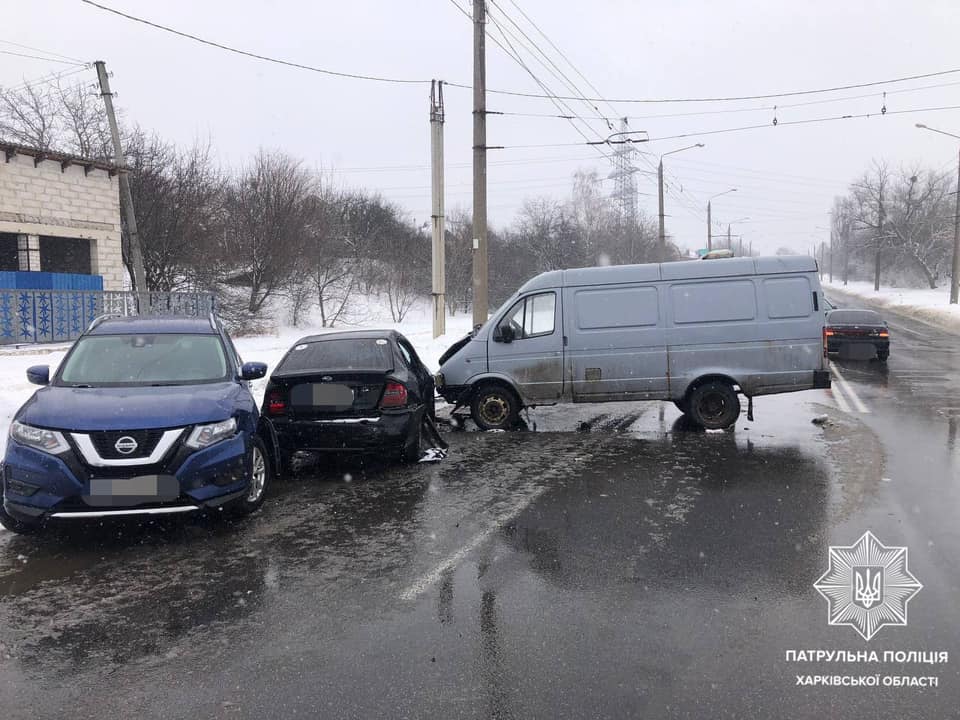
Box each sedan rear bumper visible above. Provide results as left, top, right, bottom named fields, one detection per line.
left=272, top=408, right=421, bottom=453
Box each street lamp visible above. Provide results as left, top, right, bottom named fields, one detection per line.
left=916, top=122, right=960, bottom=304
left=725, top=216, right=750, bottom=252
left=707, top=189, right=736, bottom=250
left=658, top=143, right=704, bottom=245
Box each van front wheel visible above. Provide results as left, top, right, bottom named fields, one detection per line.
left=471, top=384, right=520, bottom=431
left=688, top=382, right=740, bottom=430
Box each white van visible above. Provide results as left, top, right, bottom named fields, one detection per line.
left=436, top=256, right=830, bottom=430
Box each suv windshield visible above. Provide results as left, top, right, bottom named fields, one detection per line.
left=58, top=333, right=229, bottom=386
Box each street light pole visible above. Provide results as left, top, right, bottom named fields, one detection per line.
left=657, top=143, right=703, bottom=246
left=916, top=123, right=960, bottom=304
left=706, top=189, right=736, bottom=252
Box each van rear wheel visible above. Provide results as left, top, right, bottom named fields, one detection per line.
left=688, top=382, right=740, bottom=430
left=470, top=384, right=520, bottom=431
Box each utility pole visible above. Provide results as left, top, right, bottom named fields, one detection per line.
left=829, top=227, right=834, bottom=284
left=707, top=201, right=712, bottom=251
left=875, top=181, right=884, bottom=292
left=430, top=80, right=446, bottom=338
left=95, top=60, right=147, bottom=296
left=657, top=159, right=665, bottom=246
left=952, top=147, right=960, bottom=304
left=819, top=243, right=824, bottom=279
left=726, top=224, right=731, bottom=250
left=471, top=0, right=488, bottom=327
left=843, top=226, right=850, bottom=286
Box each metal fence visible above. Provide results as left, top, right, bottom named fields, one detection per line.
left=0, top=290, right=216, bottom=345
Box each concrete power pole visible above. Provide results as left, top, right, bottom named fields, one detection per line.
left=657, top=159, right=665, bottom=246
left=430, top=80, right=446, bottom=338
left=94, top=61, right=147, bottom=296
left=471, top=0, right=489, bottom=327
left=952, top=147, right=960, bottom=304
left=707, top=201, right=713, bottom=251
left=726, top=224, right=731, bottom=250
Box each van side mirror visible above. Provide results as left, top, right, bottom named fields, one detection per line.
left=240, top=361, right=268, bottom=381
left=26, top=365, right=50, bottom=385
left=496, top=325, right=515, bottom=343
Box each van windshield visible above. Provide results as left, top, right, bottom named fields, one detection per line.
left=57, top=334, right=230, bottom=386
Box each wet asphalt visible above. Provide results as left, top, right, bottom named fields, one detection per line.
left=1, top=294, right=959, bottom=719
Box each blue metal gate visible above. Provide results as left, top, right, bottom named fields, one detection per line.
left=0, top=290, right=216, bottom=345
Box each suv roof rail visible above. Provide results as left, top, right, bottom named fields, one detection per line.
left=87, top=313, right=124, bottom=332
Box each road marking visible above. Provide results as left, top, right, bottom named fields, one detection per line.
left=831, top=381, right=852, bottom=413
left=399, top=485, right=550, bottom=601
left=830, top=363, right=871, bottom=413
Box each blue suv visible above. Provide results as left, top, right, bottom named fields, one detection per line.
left=1, top=314, right=271, bottom=534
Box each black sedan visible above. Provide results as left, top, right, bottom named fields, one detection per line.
left=261, top=330, right=435, bottom=466
left=825, top=308, right=890, bottom=361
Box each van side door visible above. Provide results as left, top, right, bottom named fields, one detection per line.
left=563, top=284, right=668, bottom=401
left=488, top=291, right=563, bottom=402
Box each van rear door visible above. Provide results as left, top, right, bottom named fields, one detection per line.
left=488, top=291, right=563, bottom=402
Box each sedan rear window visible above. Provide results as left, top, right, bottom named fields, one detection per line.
left=828, top=310, right=883, bottom=325
left=277, top=338, right=393, bottom=373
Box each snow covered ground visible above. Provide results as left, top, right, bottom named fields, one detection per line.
left=0, top=297, right=474, bottom=457
left=824, top=279, right=960, bottom=332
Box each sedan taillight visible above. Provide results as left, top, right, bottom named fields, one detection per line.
left=380, top=382, right=408, bottom=408
left=267, top=391, right=287, bottom=415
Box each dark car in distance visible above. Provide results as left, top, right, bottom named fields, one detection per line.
left=1, top=314, right=271, bottom=534
left=825, top=308, right=890, bottom=361
left=261, top=330, right=435, bottom=466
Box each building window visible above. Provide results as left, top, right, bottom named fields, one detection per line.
left=0, top=233, right=17, bottom=271
left=39, top=236, right=92, bottom=274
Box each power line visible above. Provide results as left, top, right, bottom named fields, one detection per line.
left=2, top=66, right=92, bottom=94
left=488, top=103, right=960, bottom=150
left=449, top=67, right=960, bottom=104
left=0, top=49, right=86, bottom=66
left=0, top=39, right=87, bottom=64
left=80, top=0, right=430, bottom=85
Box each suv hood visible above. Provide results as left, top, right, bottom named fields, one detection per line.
left=17, top=383, right=241, bottom=432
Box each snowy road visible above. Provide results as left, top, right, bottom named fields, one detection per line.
left=0, top=299, right=958, bottom=719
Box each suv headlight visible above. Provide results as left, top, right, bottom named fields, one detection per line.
left=10, top=422, right=70, bottom=455
left=185, top=418, right=237, bottom=449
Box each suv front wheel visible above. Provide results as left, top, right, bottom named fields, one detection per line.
left=231, top=437, right=271, bottom=516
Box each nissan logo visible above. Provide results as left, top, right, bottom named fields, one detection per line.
left=114, top=436, right=139, bottom=455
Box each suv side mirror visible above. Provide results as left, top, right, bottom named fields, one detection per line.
left=240, top=361, right=268, bottom=381
left=26, top=365, right=50, bottom=386
left=496, top=325, right=515, bottom=343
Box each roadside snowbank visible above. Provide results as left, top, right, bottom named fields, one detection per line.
left=824, top=279, right=960, bottom=333
left=0, top=298, right=474, bottom=457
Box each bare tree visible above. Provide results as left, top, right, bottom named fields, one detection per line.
left=0, top=82, right=60, bottom=149
left=55, top=78, right=111, bottom=159
left=222, top=150, right=314, bottom=314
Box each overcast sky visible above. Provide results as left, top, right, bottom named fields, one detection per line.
left=5, top=0, right=960, bottom=256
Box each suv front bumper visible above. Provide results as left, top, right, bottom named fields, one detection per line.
left=2, top=433, right=251, bottom=524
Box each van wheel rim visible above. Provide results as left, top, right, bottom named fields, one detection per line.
left=480, top=396, right=509, bottom=425
left=247, top=446, right=266, bottom=502
left=700, top=394, right=727, bottom=420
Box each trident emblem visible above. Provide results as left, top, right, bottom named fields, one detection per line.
left=853, top=567, right=883, bottom=609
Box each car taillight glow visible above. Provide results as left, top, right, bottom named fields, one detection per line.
left=879, top=329, right=889, bottom=337
left=267, top=391, right=287, bottom=415
left=380, top=382, right=408, bottom=408
left=824, top=328, right=835, bottom=336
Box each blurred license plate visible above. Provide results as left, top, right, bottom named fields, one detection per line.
left=310, top=383, right=354, bottom=407
left=90, top=476, right=160, bottom=497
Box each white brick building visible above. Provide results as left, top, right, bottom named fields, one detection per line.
left=0, top=142, right=125, bottom=290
